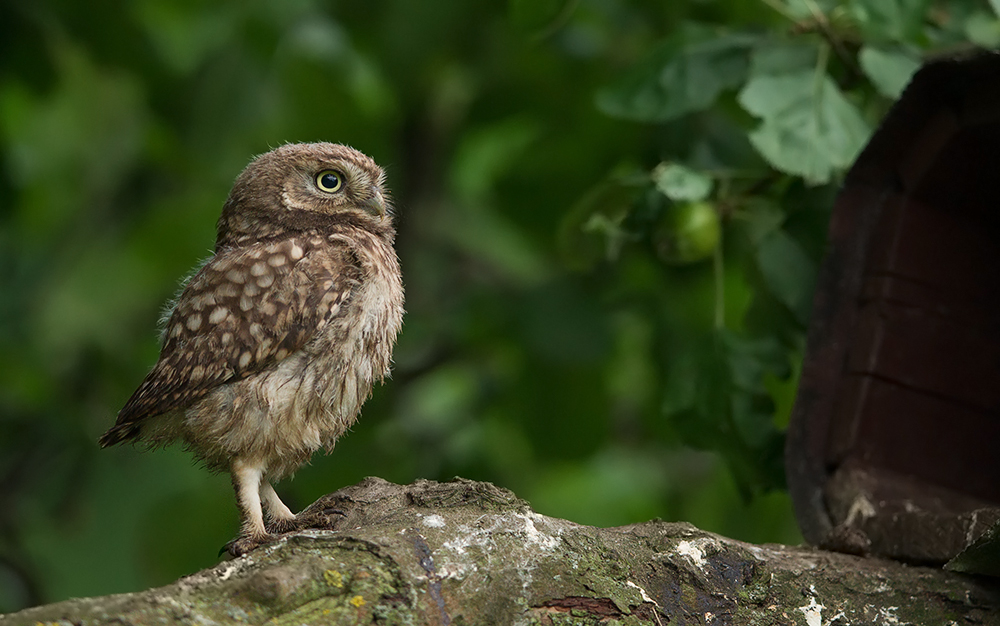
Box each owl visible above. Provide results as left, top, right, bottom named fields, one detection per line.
left=100, top=143, right=405, bottom=556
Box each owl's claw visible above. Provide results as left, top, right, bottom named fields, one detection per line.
left=224, top=507, right=348, bottom=557
left=320, top=506, right=348, bottom=520
left=223, top=532, right=280, bottom=557
left=303, top=505, right=348, bottom=530
left=266, top=508, right=347, bottom=535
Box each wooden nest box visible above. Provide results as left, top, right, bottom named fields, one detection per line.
left=786, top=52, right=1000, bottom=563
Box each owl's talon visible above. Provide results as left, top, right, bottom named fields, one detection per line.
left=224, top=533, right=279, bottom=557
left=321, top=507, right=348, bottom=518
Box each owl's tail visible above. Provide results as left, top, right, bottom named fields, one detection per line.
left=98, top=422, right=141, bottom=447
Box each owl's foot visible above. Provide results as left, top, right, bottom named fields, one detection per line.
left=224, top=514, right=344, bottom=556
left=266, top=507, right=347, bottom=534
left=223, top=532, right=279, bottom=557
left=297, top=505, right=348, bottom=530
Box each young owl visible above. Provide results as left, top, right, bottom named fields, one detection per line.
left=100, top=143, right=405, bottom=556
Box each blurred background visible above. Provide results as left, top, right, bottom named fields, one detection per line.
left=0, top=0, right=993, bottom=612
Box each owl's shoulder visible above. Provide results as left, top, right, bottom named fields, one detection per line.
left=185, top=234, right=353, bottom=290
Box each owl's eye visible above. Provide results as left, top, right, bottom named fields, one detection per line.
left=315, top=170, right=344, bottom=193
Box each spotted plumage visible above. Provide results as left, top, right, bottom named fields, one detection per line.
left=100, top=143, right=404, bottom=555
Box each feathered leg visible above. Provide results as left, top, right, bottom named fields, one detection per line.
left=226, top=459, right=274, bottom=556
left=261, top=482, right=297, bottom=533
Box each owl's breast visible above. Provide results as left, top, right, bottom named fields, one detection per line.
left=266, top=238, right=402, bottom=463
left=310, top=232, right=405, bottom=406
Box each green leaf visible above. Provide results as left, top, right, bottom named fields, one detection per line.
left=992, top=0, right=1000, bottom=19
left=755, top=228, right=817, bottom=325
left=663, top=330, right=790, bottom=500
left=652, top=162, right=714, bottom=202
left=742, top=198, right=786, bottom=245
left=557, top=172, right=641, bottom=269
left=859, top=46, right=921, bottom=98
left=848, top=0, right=930, bottom=44
left=782, top=0, right=843, bottom=20
left=738, top=70, right=871, bottom=184
left=450, top=117, right=540, bottom=202
left=722, top=332, right=791, bottom=395
left=749, top=40, right=819, bottom=77
left=781, top=0, right=819, bottom=20
left=964, top=11, right=1000, bottom=48
left=596, top=25, right=757, bottom=122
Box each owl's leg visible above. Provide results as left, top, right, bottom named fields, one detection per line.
left=225, top=459, right=274, bottom=556
left=260, top=482, right=297, bottom=533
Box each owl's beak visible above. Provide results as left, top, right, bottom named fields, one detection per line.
left=365, top=191, right=387, bottom=220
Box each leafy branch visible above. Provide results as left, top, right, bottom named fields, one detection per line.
left=562, top=0, right=993, bottom=497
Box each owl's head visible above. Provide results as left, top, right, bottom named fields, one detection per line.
left=216, top=142, right=393, bottom=248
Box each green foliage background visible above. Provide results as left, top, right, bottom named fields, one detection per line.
left=0, top=0, right=992, bottom=612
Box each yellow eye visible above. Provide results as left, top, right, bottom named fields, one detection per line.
left=315, top=170, right=343, bottom=193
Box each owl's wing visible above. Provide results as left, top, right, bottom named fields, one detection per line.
left=100, top=237, right=359, bottom=446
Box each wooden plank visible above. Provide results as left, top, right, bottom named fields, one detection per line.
left=865, top=196, right=996, bottom=301
left=846, top=299, right=1000, bottom=412
left=895, top=109, right=959, bottom=192
left=833, top=374, right=1000, bottom=503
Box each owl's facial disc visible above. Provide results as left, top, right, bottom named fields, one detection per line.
left=309, top=162, right=386, bottom=219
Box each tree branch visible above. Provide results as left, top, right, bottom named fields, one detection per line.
left=5, top=478, right=999, bottom=625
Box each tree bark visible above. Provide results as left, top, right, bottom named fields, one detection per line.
left=4, top=477, right=999, bottom=625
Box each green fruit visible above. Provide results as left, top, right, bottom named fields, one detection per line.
left=654, top=201, right=721, bottom=265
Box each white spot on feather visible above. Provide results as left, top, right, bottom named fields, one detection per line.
left=209, top=306, right=229, bottom=324
left=186, top=314, right=203, bottom=331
